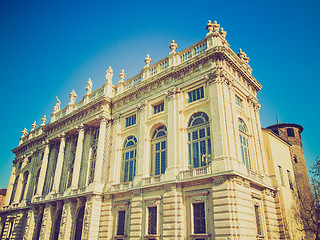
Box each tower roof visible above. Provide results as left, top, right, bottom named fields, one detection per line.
left=266, top=123, right=303, bottom=133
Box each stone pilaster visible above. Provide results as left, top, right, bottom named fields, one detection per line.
left=92, top=116, right=108, bottom=191
left=13, top=172, right=23, bottom=204
left=40, top=203, right=56, bottom=240
left=82, top=195, right=103, bottom=240
left=71, top=125, right=85, bottom=189
left=52, top=134, right=66, bottom=193
left=4, top=166, right=16, bottom=205
left=166, top=87, right=181, bottom=180
left=109, top=115, right=121, bottom=185
left=99, top=195, right=113, bottom=239
left=136, top=102, right=147, bottom=184
left=162, top=186, right=184, bottom=239
left=129, top=195, right=143, bottom=240
left=36, top=141, right=50, bottom=196
left=58, top=199, right=75, bottom=240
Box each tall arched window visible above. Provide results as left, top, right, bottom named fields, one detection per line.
left=53, top=209, right=62, bottom=240
left=9, top=175, right=19, bottom=205
left=122, top=136, right=137, bottom=182
left=151, top=126, right=167, bottom=175
left=74, top=206, right=85, bottom=240
left=188, top=112, right=212, bottom=168
left=239, top=119, right=250, bottom=170
left=88, top=128, right=99, bottom=184
left=19, top=171, right=29, bottom=202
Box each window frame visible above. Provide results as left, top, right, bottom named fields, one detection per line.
left=188, top=86, right=205, bottom=103
left=144, top=197, right=161, bottom=239
left=125, top=115, right=137, bottom=128
left=278, top=165, right=285, bottom=186
left=122, top=136, right=137, bottom=183
left=235, top=95, right=244, bottom=108
left=151, top=126, right=167, bottom=176
left=186, top=190, right=211, bottom=240
left=153, top=102, right=164, bottom=115
left=113, top=201, right=130, bottom=239
left=187, top=112, right=212, bottom=169
left=239, top=119, right=251, bottom=170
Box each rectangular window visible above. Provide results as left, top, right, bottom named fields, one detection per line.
left=154, top=102, right=164, bottom=114
left=278, top=166, right=285, bottom=186
left=193, top=202, right=206, bottom=234
left=254, top=205, right=263, bottom=235
left=117, top=211, right=126, bottom=236
left=287, top=170, right=294, bottom=190
left=125, top=115, right=136, bottom=127
left=235, top=95, right=243, bottom=108
left=148, top=206, right=157, bottom=235
left=188, top=87, right=204, bottom=103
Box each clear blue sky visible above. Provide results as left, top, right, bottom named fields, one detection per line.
left=0, top=0, right=319, bottom=189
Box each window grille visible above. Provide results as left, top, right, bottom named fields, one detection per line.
left=125, top=115, right=136, bottom=127
left=148, top=206, right=157, bottom=235
left=188, top=87, right=204, bottom=103
left=193, top=202, right=206, bottom=234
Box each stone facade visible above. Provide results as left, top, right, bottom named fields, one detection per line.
left=0, top=20, right=311, bottom=239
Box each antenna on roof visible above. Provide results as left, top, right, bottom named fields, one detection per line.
left=276, top=115, right=279, bottom=124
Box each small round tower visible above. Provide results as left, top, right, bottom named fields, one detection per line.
left=266, top=123, right=313, bottom=200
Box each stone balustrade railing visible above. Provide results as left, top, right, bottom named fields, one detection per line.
left=142, top=174, right=165, bottom=186
left=111, top=181, right=133, bottom=192
left=179, top=165, right=212, bottom=180
left=248, top=170, right=264, bottom=182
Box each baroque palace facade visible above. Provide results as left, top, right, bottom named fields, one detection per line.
left=0, top=21, right=311, bottom=240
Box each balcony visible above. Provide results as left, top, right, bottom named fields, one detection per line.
left=179, top=165, right=212, bottom=180
left=142, top=174, right=165, bottom=186
left=111, top=181, right=133, bottom=192
left=248, top=170, right=264, bottom=182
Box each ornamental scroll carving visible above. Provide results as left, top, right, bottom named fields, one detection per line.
left=23, top=209, right=33, bottom=240
left=82, top=198, right=92, bottom=239
left=165, top=87, right=181, bottom=99
left=137, top=100, right=147, bottom=111
left=59, top=202, right=69, bottom=240
left=247, top=96, right=261, bottom=111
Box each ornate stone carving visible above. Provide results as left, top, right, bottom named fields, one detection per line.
left=31, top=121, right=37, bottom=131
left=206, top=20, right=220, bottom=36
left=23, top=209, right=33, bottom=240
left=220, top=27, right=227, bottom=38
left=119, top=69, right=125, bottom=82
left=169, top=40, right=178, bottom=53
left=41, top=115, right=47, bottom=126
left=53, top=96, right=61, bottom=113
left=165, top=86, right=181, bottom=99
left=86, top=78, right=93, bottom=94
left=144, top=54, right=151, bottom=67
left=22, top=128, right=28, bottom=137
left=137, top=100, right=147, bottom=111
left=238, top=48, right=250, bottom=63
left=82, top=198, right=92, bottom=239
left=106, top=66, right=113, bottom=83
left=69, top=90, right=77, bottom=105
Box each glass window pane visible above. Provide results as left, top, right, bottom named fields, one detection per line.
left=193, top=142, right=199, bottom=168
left=130, top=151, right=134, bottom=159
left=155, top=153, right=160, bottom=175
left=207, top=139, right=212, bottom=155
left=129, top=161, right=133, bottom=181
left=156, top=143, right=160, bottom=151
left=188, top=144, right=192, bottom=166
left=199, top=129, right=205, bottom=138
left=161, top=151, right=166, bottom=174
left=124, top=162, right=129, bottom=182
left=117, top=211, right=126, bottom=235
left=148, top=207, right=157, bottom=235
left=193, top=203, right=206, bottom=234
left=200, top=140, right=206, bottom=166
left=161, top=141, right=166, bottom=150
left=207, top=127, right=210, bottom=136
left=192, top=131, right=198, bottom=140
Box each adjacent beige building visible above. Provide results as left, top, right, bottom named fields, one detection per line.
left=0, top=20, right=311, bottom=239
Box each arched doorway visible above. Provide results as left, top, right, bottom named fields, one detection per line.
left=74, top=206, right=85, bottom=240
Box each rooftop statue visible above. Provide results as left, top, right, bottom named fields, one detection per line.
left=53, top=96, right=61, bottom=113
left=106, top=66, right=113, bottom=83
left=69, top=90, right=77, bottom=105
left=86, top=78, right=93, bottom=94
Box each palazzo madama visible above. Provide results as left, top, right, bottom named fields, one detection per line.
left=0, top=20, right=312, bottom=240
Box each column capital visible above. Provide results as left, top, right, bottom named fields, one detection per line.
left=99, top=114, right=111, bottom=123
left=58, top=132, right=66, bottom=139
left=76, top=124, right=85, bottom=132
left=43, top=139, right=50, bottom=146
